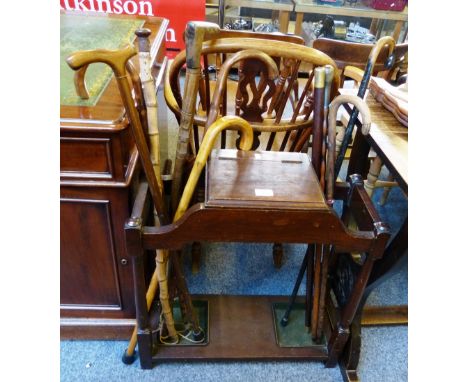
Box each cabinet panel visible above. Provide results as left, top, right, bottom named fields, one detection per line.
left=60, top=198, right=122, bottom=309
left=60, top=137, right=113, bottom=178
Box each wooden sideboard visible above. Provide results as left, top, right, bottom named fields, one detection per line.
left=60, top=13, right=168, bottom=339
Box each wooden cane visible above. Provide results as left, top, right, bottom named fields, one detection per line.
left=279, top=93, right=371, bottom=333
left=128, top=22, right=222, bottom=359
left=67, top=46, right=169, bottom=224
left=326, top=94, right=372, bottom=202
left=333, top=36, right=395, bottom=180
left=67, top=45, right=180, bottom=361
left=171, top=21, right=221, bottom=212
left=311, top=65, right=334, bottom=340
left=135, top=28, right=163, bottom=192
left=174, top=116, right=253, bottom=221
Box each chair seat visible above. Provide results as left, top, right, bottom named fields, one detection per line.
left=205, top=149, right=328, bottom=211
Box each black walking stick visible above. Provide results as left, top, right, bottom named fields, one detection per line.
left=333, top=36, right=396, bottom=180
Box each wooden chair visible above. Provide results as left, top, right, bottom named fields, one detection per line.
left=312, top=37, right=408, bottom=204
left=65, top=21, right=391, bottom=374
left=312, top=37, right=408, bottom=86
left=165, top=29, right=341, bottom=269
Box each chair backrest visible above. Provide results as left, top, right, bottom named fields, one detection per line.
left=165, top=30, right=341, bottom=154
left=312, top=38, right=408, bottom=84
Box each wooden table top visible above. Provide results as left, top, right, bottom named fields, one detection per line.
left=60, top=13, right=168, bottom=129
left=339, top=88, right=408, bottom=190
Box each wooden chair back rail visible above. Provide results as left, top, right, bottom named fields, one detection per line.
left=166, top=38, right=340, bottom=129
left=312, top=38, right=408, bottom=79
left=165, top=38, right=340, bottom=159
left=312, top=39, right=403, bottom=69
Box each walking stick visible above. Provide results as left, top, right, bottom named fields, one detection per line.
left=135, top=28, right=163, bottom=193
left=333, top=36, right=395, bottom=180
left=280, top=94, right=372, bottom=330
left=311, top=65, right=334, bottom=340
left=281, top=66, right=330, bottom=328
left=171, top=21, right=221, bottom=212
left=66, top=44, right=199, bottom=363
left=280, top=246, right=309, bottom=327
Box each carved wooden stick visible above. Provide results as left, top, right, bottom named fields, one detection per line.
left=171, top=21, right=221, bottom=212
left=135, top=28, right=163, bottom=193
left=66, top=45, right=169, bottom=224
left=67, top=45, right=179, bottom=357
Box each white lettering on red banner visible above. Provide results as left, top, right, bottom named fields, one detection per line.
left=60, top=0, right=154, bottom=15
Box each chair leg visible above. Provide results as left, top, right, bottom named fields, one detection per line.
left=191, top=241, right=202, bottom=274
left=273, top=242, right=283, bottom=268
left=364, top=156, right=383, bottom=198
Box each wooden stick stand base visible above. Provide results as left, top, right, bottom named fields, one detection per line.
left=152, top=295, right=328, bottom=362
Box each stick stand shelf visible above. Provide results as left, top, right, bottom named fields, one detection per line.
left=126, top=172, right=390, bottom=379
left=153, top=295, right=328, bottom=362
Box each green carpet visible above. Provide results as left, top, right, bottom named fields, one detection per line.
left=60, top=14, right=144, bottom=106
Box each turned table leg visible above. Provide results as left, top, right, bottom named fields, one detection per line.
left=364, top=156, right=383, bottom=197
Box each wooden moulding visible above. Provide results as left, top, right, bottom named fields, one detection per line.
left=142, top=204, right=375, bottom=252
left=60, top=318, right=135, bottom=339
left=361, top=305, right=408, bottom=326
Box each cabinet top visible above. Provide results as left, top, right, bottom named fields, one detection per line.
left=60, top=12, right=168, bottom=128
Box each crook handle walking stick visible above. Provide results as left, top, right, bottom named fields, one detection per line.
left=67, top=45, right=169, bottom=225
left=67, top=45, right=182, bottom=363
left=333, top=36, right=395, bottom=180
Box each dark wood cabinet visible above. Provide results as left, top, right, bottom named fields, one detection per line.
left=60, top=14, right=168, bottom=339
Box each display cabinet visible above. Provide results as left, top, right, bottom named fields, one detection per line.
left=293, top=0, right=408, bottom=43
left=210, top=0, right=408, bottom=43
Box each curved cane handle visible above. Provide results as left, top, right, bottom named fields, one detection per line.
left=368, top=36, right=396, bottom=74
left=205, top=49, right=279, bottom=130
left=326, top=94, right=372, bottom=201
left=173, top=116, right=254, bottom=222
left=67, top=44, right=168, bottom=224
left=66, top=44, right=137, bottom=76
left=73, top=65, right=90, bottom=99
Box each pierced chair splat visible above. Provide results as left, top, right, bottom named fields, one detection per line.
left=165, top=27, right=342, bottom=270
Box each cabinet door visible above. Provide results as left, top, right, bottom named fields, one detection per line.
left=60, top=187, right=135, bottom=318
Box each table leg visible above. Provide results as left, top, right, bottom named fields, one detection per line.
left=392, top=21, right=403, bottom=43
left=295, top=12, right=304, bottom=36
left=369, top=18, right=379, bottom=36
left=278, top=11, right=290, bottom=34
left=364, top=156, right=383, bottom=197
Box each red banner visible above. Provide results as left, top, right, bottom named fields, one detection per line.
left=60, top=0, right=206, bottom=55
